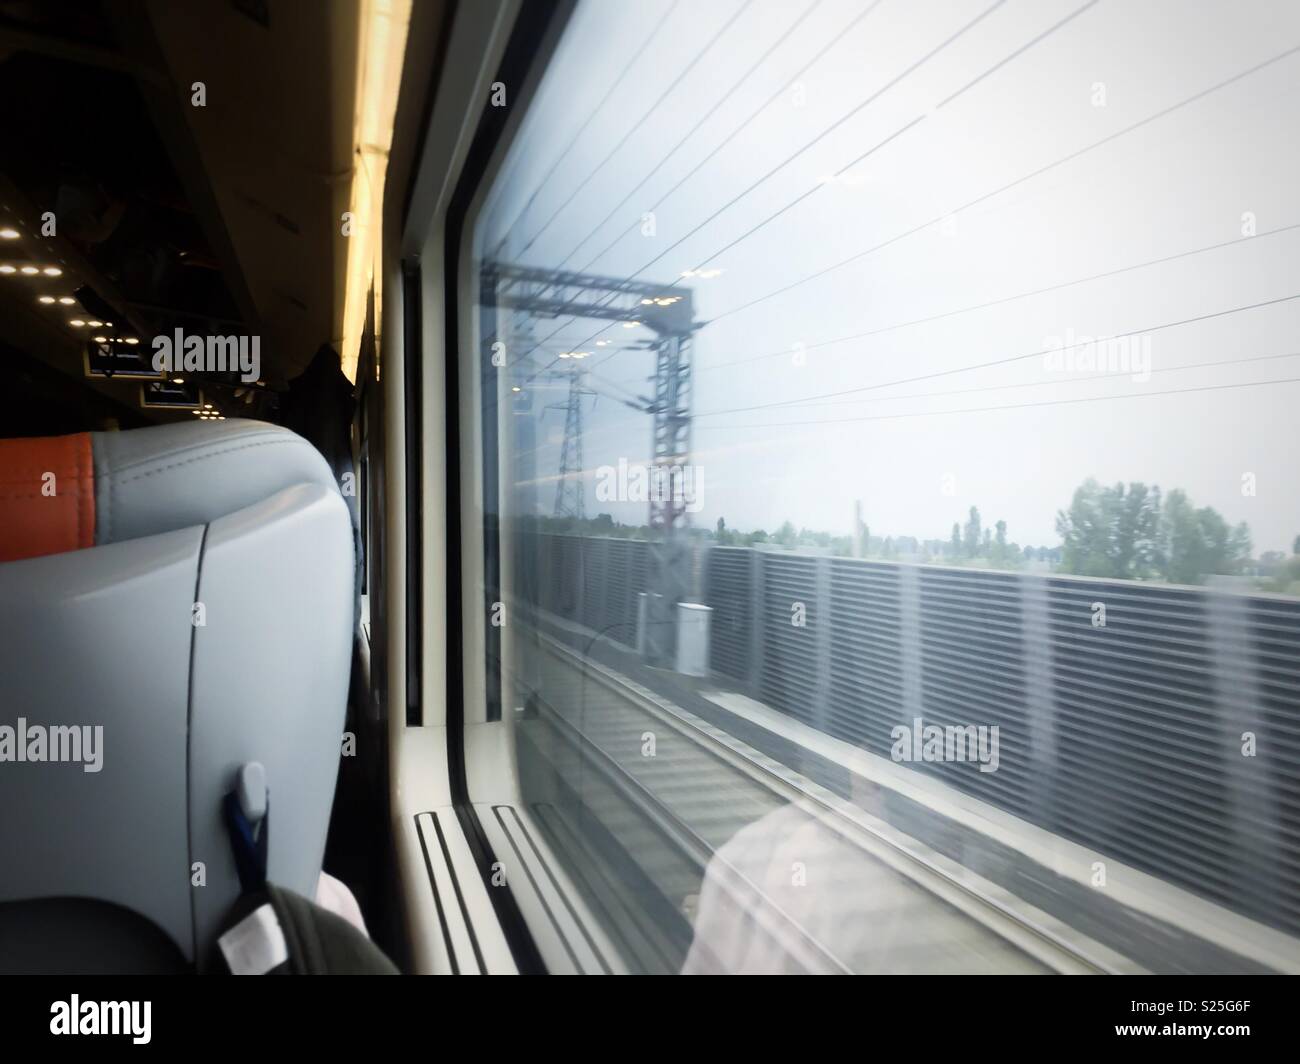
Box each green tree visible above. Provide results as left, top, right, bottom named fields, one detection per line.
left=1229, top=522, right=1252, bottom=570
left=963, top=506, right=981, bottom=558
left=1160, top=491, right=1251, bottom=584
left=993, top=519, right=1007, bottom=563
left=774, top=520, right=797, bottom=547
left=950, top=522, right=961, bottom=559
left=1056, top=479, right=1162, bottom=578
left=1161, top=490, right=1200, bottom=583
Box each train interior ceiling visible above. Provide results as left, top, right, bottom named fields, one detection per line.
left=0, top=0, right=358, bottom=431
left=2, top=0, right=1299, bottom=977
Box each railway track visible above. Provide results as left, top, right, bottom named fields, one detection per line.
left=515, top=632, right=1121, bottom=974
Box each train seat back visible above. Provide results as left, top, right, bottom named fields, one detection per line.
left=0, top=419, right=354, bottom=972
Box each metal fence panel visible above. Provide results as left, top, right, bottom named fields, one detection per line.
left=706, top=547, right=752, bottom=682
left=827, top=558, right=905, bottom=757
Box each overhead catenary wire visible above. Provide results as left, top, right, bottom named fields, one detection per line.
left=580, top=0, right=1154, bottom=379
left=705, top=40, right=1300, bottom=327
left=489, top=0, right=882, bottom=377
left=504, top=349, right=1300, bottom=465
left=491, top=0, right=685, bottom=254
left=575, top=32, right=1300, bottom=385
left=695, top=222, right=1300, bottom=375
left=515, top=0, right=754, bottom=259
left=687, top=0, right=1102, bottom=275
left=531, top=0, right=1021, bottom=386
left=748, top=350, right=1300, bottom=412
left=552, top=0, right=826, bottom=274
left=693, top=373, right=1300, bottom=431
left=690, top=291, right=1300, bottom=417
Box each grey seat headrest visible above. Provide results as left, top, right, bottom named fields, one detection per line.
left=91, top=419, right=342, bottom=546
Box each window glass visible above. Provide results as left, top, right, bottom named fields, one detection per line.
left=470, top=0, right=1300, bottom=973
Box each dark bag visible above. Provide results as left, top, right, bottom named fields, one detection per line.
left=214, top=884, right=398, bottom=975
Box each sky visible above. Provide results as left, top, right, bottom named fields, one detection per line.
left=475, top=0, right=1300, bottom=554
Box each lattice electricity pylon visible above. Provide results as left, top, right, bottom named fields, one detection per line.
left=552, top=366, right=587, bottom=520
left=482, top=260, right=698, bottom=665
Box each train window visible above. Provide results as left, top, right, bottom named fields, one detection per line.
left=465, top=0, right=1300, bottom=973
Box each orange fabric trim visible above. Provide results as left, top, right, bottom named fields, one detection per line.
left=0, top=433, right=96, bottom=563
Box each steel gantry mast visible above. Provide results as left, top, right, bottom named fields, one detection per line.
left=481, top=260, right=697, bottom=664
left=552, top=364, right=589, bottom=520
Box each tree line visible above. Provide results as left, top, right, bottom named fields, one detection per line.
left=529, top=479, right=1299, bottom=592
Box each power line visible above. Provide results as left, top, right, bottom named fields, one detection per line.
left=696, top=221, right=1300, bottom=374
left=553, top=0, right=824, bottom=273
left=690, top=0, right=1101, bottom=273
left=707, top=40, right=1300, bottom=326
left=573, top=0, right=884, bottom=278
left=695, top=373, right=1300, bottom=431
left=516, top=0, right=752, bottom=258
left=754, top=350, right=1300, bottom=411
left=495, top=0, right=883, bottom=380
left=534, top=0, right=1014, bottom=385
left=511, top=351, right=1300, bottom=467
left=577, top=0, right=1110, bottom=379
left=594, top=0, right=1009, bottom=309
left=692, top=291, right=1300, bottom=417
left=492, top=0, right=684, bottom=252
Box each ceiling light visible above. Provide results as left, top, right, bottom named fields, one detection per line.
left=38, top=295, right=55, bottom=304
left=640, top=298, right=653, bottom=305
left=20, top=266, right=38, bottom=275
left=124, top=337, right=138, bottom=345
left=69, top=319, right=85, bottom=327
left=558, top=352, right=570, bottom=359
left=58, top=297, right=75, bottom=305
left=92, top=336, right=108, bottom=343
left=43, top=267, right=62, bottom=276
left=511, top=386, right=521, bottom=393
left=172, top=377, right=186, bottom=384
left=622, top=321, right=638, bottom=328
left=0, top=266, right=14, bottom=274
left=87, top=320, right=102, bottom=328
left=0, top=228, right=19, bottom=240
left=596, top=340, right=609, bottom=347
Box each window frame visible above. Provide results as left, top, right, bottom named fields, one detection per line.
left=390, top=0, right=586, bottom=974
left=441, top=0, right=579, bottom=975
